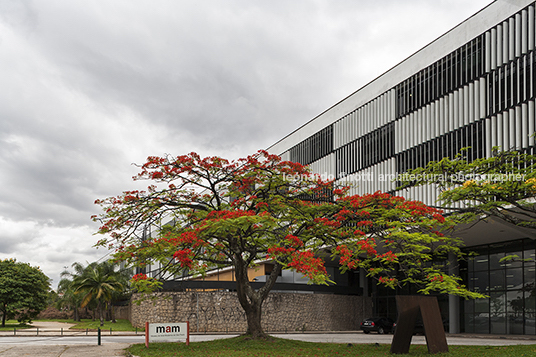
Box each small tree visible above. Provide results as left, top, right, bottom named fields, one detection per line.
left=0, top=259, right=50, bottom=327
left=93, top=151, right=481, bottom=339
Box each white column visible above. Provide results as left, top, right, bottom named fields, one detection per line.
left=522, top=103, right=529, bottom=149
left=529, top=100, right=535, bottom=147
left=485, top=117, right=492, bottom=157
left=497, top=113, right=504, bottom=150
left=522, top=10, right=528, bottom=55
left=485, top=30, right=492, bottom=72
left=529, top=5, right=535, bottom=51
left=503, top=111, right=510, bottom=150
left=516, top=106, right=522, bottom=150
left=509, top=108, right=516, bottom=150
left=497, top=24, right=503, bottom=67
left=468, top=82, right=475, bottom=123
left=479, top=78, right=487, bottom=120
left=491, top=27, right=498, bottom=70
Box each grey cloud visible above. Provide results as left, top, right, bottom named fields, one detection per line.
left=0, top=0, right=494, bottom=286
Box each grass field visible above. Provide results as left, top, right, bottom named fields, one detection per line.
left=127, top=335, right=536, bottom=357
left=0, top=320, right=32, bottom=331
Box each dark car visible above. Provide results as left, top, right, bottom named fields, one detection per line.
left=360, top=317, right=396, bottom=334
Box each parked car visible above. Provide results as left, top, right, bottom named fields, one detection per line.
left=360, top=317, right=396, bottom=334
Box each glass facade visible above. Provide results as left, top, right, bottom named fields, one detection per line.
left=463, top=239, right=536, bottom=334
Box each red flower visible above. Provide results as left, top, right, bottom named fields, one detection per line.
left=132, top=273, right=148, bottom=281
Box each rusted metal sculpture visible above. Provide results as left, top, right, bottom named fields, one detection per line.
left=390, top=295, right=448, bottom=354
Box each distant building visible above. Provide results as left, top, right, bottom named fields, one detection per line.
left=268, top=0, right=536, bottom=335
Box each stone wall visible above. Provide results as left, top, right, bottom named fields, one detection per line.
left=130, top=291, right=372, bottom=332
left=114, top=305, right=130, bottom=320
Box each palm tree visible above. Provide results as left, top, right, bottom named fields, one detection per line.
left=57, top=263, right=90, bottom=321
left=56, top=277, right=83, bottom=321
left=89, top=261, right=131, bottom=323
left=72, top=262, right=125, bottom=326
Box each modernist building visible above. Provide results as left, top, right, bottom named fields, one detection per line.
left=268, top=0, right=536, bottom=335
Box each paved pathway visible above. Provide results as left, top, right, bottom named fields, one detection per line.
left=0, top=343, right=130, bottom=356
left=0, top=322, right=131, bottom=356
left=271, top=332, right=536, bottom=346
left=1, top=323, right=536, bottom=356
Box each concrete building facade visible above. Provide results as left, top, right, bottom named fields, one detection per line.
left=268, top=0, right=536, bottom=335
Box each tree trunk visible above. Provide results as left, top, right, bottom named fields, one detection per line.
left=1, top=305, right=6, bottom=327
left=233, top=253, right=281, bottom=339
left=98, top=302, right=104, bottom=327
left=111, top=304, right=116, bottom=323
left=73, top=307, right=79, bottom=322
left=244, top=299, right=264, bottom=338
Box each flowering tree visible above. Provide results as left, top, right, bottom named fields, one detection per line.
left=331, top=191, right=482, bottom=297
left=397, top=149, right=536, bottom=231
left=93, top=150, right=481, bottom=339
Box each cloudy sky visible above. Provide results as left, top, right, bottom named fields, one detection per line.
left=0, top=0, right=493, bottom=287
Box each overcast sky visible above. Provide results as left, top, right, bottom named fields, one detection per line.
left=0, top=0, right=493, bottom=287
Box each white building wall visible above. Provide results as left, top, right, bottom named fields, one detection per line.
left=270, top=1, right=536, bottom=208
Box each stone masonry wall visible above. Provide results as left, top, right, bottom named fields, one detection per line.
left=130, top=291, right=372, bottom=332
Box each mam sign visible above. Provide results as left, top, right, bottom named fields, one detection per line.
left=145, top=321, right=190, bottom=347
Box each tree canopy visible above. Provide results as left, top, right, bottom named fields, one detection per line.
left=93, top=150, right=482, bottom=338
left=0, top=259, right=50, bottom=327
left=60, top=261, right=130, bottom=326
left=397, top=148, right=536, bottom=230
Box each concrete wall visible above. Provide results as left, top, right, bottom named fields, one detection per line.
left=130, top=291, right=372, bottom=333
left=114, top=305, right=130, bottom=320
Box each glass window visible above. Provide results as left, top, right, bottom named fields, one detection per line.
left=464, top=240, right=536, bottom=333
left=490, top=252, right=506, bottom=270
left=474, top=271, right=489, bottom=292
left=490, top=270, right=505, bottom=291
left=507, top=290, right=524, bottom=333
left=507, top=290, right=523, bottom=314
left=464, top=314, right=474, bottom=333
left=474, top=255, right=489, bottom=271
left=490, top=292, right=506, bottom=315
left=526, top=291, right=536, bottom=335
left=506, top=268, right=523, bottom=289
left=525, top=249, right=536, bottom=266
left=464, top=298, right=474, bottom=314
left=504, top=251, right=523, bottom=268
left=475, top=298, right=490, bottom=313
left=490, top=313, right=506, bottom=334
left=474, top=314, right=490, bottom=334
left=525, top=267, right=536, bottom=290
left=507, top=314, right=524, bottom=335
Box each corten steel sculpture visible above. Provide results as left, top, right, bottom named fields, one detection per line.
left=390, top=295, right=448, bottom=354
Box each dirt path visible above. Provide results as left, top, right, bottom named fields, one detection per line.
left=31, top=321, right=77, bottom=329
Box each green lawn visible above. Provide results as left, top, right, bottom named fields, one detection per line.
left=35, top=318, right=143, bottom=332
left=0, top=320, right=32, bottom=331
left=127, top=336, right=536, bottom=357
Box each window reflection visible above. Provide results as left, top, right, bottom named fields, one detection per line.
left=490, top=270, right=505, bottom=291
left=506, top=268, right=522, bottom=289
left=465, top=240, right=536, bottom=335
